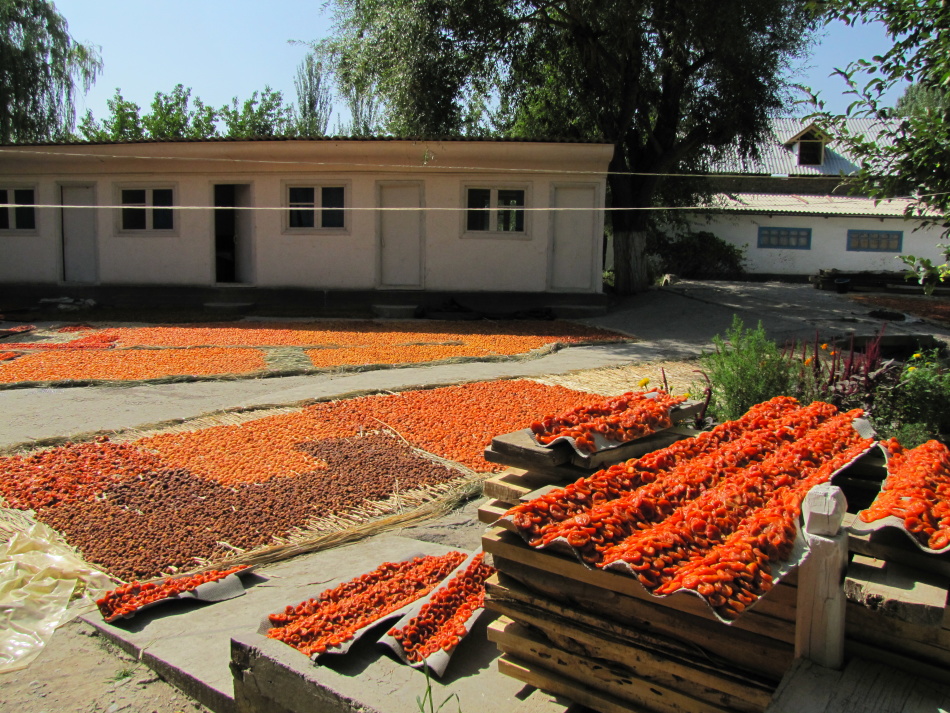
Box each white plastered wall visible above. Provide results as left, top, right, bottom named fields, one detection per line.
left=689, top=212, right=947, bottom=275
left=0, top=140, right=610, bottom=292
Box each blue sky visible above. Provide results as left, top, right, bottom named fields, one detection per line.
left=53, top=1, right=906, bottom=127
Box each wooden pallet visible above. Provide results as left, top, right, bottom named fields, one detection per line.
left=488, top=618, right=773, bottom=713
left=482, top=527, right=797, bottom=683
left=486, top=402, right=702, bottom=472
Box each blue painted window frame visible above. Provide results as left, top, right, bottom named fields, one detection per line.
left=757, top=227, right=812, bottom=250
left=847, top=229, right=903, bottom=252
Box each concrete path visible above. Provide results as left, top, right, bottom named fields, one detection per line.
left=2, top=281, right=945, bottom=448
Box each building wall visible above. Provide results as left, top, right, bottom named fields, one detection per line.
left=0, top=141, right=609, bottom=293
left=690, top=212, right=947, bottom=275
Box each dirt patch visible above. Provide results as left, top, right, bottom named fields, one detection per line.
left=851, top=294, right=950, bottom=327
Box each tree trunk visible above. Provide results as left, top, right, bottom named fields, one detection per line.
left=608, top=149, right=655, bottom=295
left=613, top=228, right=650, bottom=294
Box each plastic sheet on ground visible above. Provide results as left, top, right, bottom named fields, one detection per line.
left=0, top=508, right=114, bottom=673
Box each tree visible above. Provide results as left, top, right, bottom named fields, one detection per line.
left=77, top=90, right=144, bottom=141
left=78, top=85, right=218, bottom=141
left=143, top=84, right=218, bottom=139
left=320, top=0, right=816, bottom=292
left=807, top=0, right=950, bottom=293
left=0, top=0, right=101, bottom=143
left=895, top=83, right=949, bottom=118
left=293, top=54, right=333, bottom=136
left=219, top=87, right=296, bottom=138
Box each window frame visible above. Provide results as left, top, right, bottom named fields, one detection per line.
left=461, top=184, right=531, bottom=240
left=114, top=183, right=179, bottom=236
left=0, top=184, right=38, bottom=233
left=281, top=180, right=350, bottom=235
left=757, top=226, right=812, bottom=250
left=847, top=229, right=903, bottom=253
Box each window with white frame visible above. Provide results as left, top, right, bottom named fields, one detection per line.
left=758, top=227, right=811, bottom=250
left=119, top=187, right=174, bottom=232
left=847, top=229, right=902, bottom=252
left=286, top=185, right=346, bottom=230
left=465, top=187, right=526, bottom=234
left=0, top=187, right=36, bottom=231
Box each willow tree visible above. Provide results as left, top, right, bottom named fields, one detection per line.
left=294, top=53, right=334, bottom=136
left=0, top=0, right=101, bottom=143
left=319, top=0, right=816, bottom=292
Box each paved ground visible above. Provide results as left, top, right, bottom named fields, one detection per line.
left=2, top=280, right=942, bottom=449
left=2, top=280, right=948, bottom=713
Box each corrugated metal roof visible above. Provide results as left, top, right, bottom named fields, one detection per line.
left=711, top=118, right=894, bottom=177
left=703, top=193, right=929, bottom=217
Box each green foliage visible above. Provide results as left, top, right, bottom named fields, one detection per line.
left=0, top=0, right=101, bottom=142
left=78, top=90, right=144, bottom=141
left=80, top=85, right=218, bottom=141
left=219, top=86, right=296, bottom=138
left=294, top=53, right=333, bottom=136
left=806, top=1, right=950, bottom=292
left=415, top=662, right=461, bottom=713
left=695, top=316, right=796, bottom=421
left=647, top=230, right=746, bottom=278
left=875, top=350, right=950, bottom=441
left=319, top=0, right=817, bottom=293
left=897, top=245, right=950, bottom=295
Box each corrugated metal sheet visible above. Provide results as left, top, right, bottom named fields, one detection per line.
left=0, top=135, right=607, bottom=148
left=703, top=193, right=926, bottom=217
left=711, top=118, right=894, bottom=177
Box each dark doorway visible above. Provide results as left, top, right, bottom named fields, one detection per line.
left=215, top=184, right=238, bottom=283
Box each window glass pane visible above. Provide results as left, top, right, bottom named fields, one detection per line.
left=798, top=141, right=823, bottom=166
left=466, top=188, right=491, bottom=231
left=122, top=189, right=146, bottom=206
left=0, top=190, right=8, bottom=230
left=152, top=207, right=173, bottom=230
left=123, top=207, right=147, bottom=230
left=152, top=189, right=173, bottom=207
left=321, top=186, right=344, bottom=228
left=497, top=189, right=525, bottom=232
left=289, top=187, right=314, bottom=205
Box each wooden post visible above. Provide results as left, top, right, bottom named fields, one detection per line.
left=795, top=483, right=848, bottom=670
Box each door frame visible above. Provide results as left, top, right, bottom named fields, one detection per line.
left=59, top=182, right=99, bottom=285
left=209, top=181, right=256, bottom=286
left=546, top=181, right=604, bottom=292
left=376, top=180, right=426, bottom=289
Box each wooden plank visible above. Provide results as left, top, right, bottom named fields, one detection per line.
left=478, top=500, right=509, bottom=525
left=844, top=555, right=949, bottom=629
left=846, top=598, right=950, bottom=652
left=498, top=654, right=636, bottom=713
left=843, top=639, right=950, bottom=688
left=484, top=446, right=593, bottom=478
left=488, top=612, right=774, bottom=712
left=487, top=571, right=794, bottom=681
left=489, top=428, right=571, bottom=466
left=488, top=619, right=738, bottom=713
left=482, top=468, right=570, bottom=504
left=482, top=527, right=798, bottom=643
left=847, top=525, right=950, bottom=580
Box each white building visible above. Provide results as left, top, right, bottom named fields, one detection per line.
left=692, top=119, right=946, bottom=277
left=0, top=138, right=612, bottom=294
left=691, top=193, right=947, bottom=276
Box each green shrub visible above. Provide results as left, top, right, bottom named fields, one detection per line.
left=646, top=230, right=745, bottom=278
left=874, top=350, right=950, bottom=440
left=694, top=316, right=795, bottom=421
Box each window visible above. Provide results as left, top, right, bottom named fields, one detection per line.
left=796, top=131, right=825, bottom=166
left=847, top=229, right=902, bottom=252
left=758, top=227, right=811, bottom=250
left=465, top=187, right=526, bottom=234
left=287, top=185, right=346, bottom=230
left=120, top=187, right=174, bottom=231
left=0, top=188, right=36, bottom=231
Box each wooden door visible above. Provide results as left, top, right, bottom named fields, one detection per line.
left=378, top=182, right=423, bottom=288
left=549, top=185, right=597, bottom=291
left=61, top=185, right=97, bottom=283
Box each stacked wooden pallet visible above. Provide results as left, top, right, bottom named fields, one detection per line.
left=479, top=406, right=797, bottom=713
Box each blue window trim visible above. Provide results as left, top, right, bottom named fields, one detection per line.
left=847, top=229, right=903, bottom=253
left=757, top=227, right=812, bottom=250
